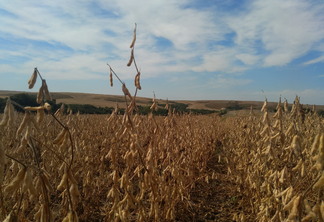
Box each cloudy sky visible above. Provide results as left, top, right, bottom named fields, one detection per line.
left=1, top=0, right=324, bottom=104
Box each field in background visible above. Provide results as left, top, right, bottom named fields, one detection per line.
left=2, top=90, right=322, bottom=114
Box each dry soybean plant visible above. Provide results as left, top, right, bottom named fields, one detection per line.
left=221, top=96, right=324, bottom=221
left=99, top=24, right=218, bottom=221
left=0, top=68, right=79, bottom=221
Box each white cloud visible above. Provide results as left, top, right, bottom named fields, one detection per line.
left=227, top=0, right=324, bottom=67
left=235, top=53, right=259, bottom=65
left=99, top=0, right=225, bottom=49
left=1, top=0, right=323, bottom=80
left=0, top=0, right=227, bottom=80
left=264, top=52, right=295, bottom=67
left=0, top=64, right=18, bottom=73
left=207, top=75, right=252, bottom=89
left=0, top=50, right=108, bottom=80
left=192, top=48, right=249, bottom=73
left=303, top=55, right=324, bottom=65
left=193, top=52, right=231, bottom=72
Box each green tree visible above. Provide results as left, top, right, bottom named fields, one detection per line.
left=318, top=110, right=324, bottom=117
left=13, top=93, right=38, bottom=109
left=0, top=98, right=6, bottom=113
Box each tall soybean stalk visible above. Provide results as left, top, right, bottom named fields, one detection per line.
left=107, top=23, right=141, bottom=114
left=0, top=68, right=79, bottom=221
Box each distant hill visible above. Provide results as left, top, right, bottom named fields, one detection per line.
left=0, top=90, right=323, bottom=113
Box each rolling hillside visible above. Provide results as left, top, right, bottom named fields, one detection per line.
left=0, top=90, right=322, bottom=113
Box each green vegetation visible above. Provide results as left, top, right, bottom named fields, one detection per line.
left=225, top=101, right=243, bottom=111
left=169, top=102, right=189, bottom=112
left=318, top=110, right=324, bottom=117
left=0, top=98, right=6, bottom=113
left=67, top=104, right=114, bottom=114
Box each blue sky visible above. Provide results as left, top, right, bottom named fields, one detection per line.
left=0, top=0, right=324, bottom=105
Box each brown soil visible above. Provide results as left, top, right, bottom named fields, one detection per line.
left=175, top=150, right=253, bottom=222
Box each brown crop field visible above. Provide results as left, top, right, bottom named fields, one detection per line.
left=1, top=95, right=324, bottom=221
